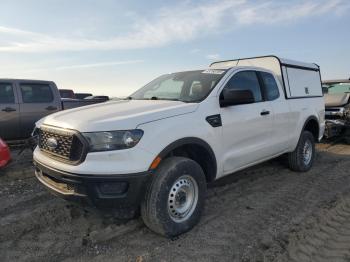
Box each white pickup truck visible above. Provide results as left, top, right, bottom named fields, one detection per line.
left=33, top=55, right=325, bottom=237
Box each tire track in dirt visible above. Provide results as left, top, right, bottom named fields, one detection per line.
left=196, top=152, right=350, bottom=261
left=284, top=195, right=350, bottom=262
left=1, top=144, right=350, bottom=262
left=0, top=198, right=70, bottom=242
left=63, top=147, right=350, bottom=262
left=0, top=192, right=50, bottom=217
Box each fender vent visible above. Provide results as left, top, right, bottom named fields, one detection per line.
left=206, top=114, right=222, bottom=127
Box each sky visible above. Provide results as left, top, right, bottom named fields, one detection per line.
left=0, top=0, right=349, bottom=97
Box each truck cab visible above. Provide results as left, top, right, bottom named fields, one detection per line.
left=59, top=89, right=75, bottom=99
left=0, top=79, right=108, bottom=141
left=0, top=79, right=61, bottom=140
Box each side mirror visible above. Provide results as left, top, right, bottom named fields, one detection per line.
left=219, top=89, right=255, bottom=107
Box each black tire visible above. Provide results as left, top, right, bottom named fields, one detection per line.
left=141, top=156, right=207, bottom=237
left=288, top=130, right=315, bottom=172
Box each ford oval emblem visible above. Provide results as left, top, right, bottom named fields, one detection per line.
left=47, top=137, right=58, bottom=150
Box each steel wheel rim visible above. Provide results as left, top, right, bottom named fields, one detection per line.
left=302, top=139, right=313, bottom=165
left=167, top=175, right=199, bottom=223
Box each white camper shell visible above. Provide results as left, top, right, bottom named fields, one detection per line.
left=210, top=55, right=323, bottom=99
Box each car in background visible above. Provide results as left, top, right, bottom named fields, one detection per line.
left=59, top=89, right=75, bottom=99
left=84, top=95, right=109, bottom=101
left=323, top=79, right=350, bottom=143
left=0, top=79, right=108, bottom=141
left=75, top=93, right=93, bottom=99
left=0, top=138, right=11, bottom=168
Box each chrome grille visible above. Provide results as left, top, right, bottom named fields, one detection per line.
left=38, top=126, right=86, bottom=163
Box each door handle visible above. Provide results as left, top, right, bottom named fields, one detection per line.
left=2, top=107, right=16, bottom=112
left=46, top=106, right=57, bottom=111
left=260, top=110, right=270, bottom=116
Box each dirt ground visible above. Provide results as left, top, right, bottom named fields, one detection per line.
left=1, top=142, right=350, bottom=262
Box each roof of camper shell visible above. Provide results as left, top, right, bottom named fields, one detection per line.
left=209, top=55, right=319, bottom=71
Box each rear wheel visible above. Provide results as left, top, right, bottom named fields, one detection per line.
left=288, top=130, right=315, bottom=172
left=141, top=157, right=206, bottom=237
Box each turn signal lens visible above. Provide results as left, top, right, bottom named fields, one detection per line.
left=150, top=156, right=162, bottom=169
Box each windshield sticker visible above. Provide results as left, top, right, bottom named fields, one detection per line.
left=202, top=69, right=225, bottom=75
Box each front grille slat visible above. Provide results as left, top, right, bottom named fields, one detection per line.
left=38, top=126, right=85, bottom=164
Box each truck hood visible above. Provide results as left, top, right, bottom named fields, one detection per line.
left=38, top=100, right=198, bottom=132
left=324, top=93, right=350, bottom=107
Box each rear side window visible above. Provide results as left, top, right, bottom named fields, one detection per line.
left=225, top=71, right=262, bottom=102
left=20, top=84, right=54, bottom=103
left=260, top=72, right=280, bottom=101
left=59, top=90, right=74, bottom=98
left=0, top=83, right=15, bottom=103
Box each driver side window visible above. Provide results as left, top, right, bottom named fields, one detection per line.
left=224, top=71, right=262, bottom=102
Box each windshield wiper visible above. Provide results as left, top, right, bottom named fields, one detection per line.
left=151, top=97, right=183, bottom=102
left=127, top=96, right=184, bottom=102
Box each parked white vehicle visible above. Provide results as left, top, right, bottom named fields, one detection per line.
left=33, top=55, right=325, bottom=237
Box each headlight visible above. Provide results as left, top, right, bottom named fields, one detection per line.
left=83, top=129, right=144, bottom=152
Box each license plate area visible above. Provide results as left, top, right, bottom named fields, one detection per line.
left=37, top=169, right=75, bottom=194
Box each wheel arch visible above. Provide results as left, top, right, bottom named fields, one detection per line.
left=302, top=116, right=320, bottom=141
left=155, top=137, right=217, bottom=182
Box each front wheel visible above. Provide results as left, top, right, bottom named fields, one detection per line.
left=288, top=130, right=315, bottom=172
left=141, top=157, right=207, bottom=237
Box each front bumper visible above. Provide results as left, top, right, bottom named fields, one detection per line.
left=34, top=160, right=151, bottom=209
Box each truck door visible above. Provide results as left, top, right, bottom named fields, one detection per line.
left=220, top=70, right=273, bottom=174
left=258, top=71, right=291, bottom=153
left=18, top=82, right=60, bottom=138
left=0, top=82, right=20, bottom=140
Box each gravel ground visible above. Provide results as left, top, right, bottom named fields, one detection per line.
left=0, top=142, right=350, bottom=262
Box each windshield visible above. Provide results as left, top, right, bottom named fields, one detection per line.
left=129, top=69, right=228, bottom=102
left=326, top=83, right=350, bottom=94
